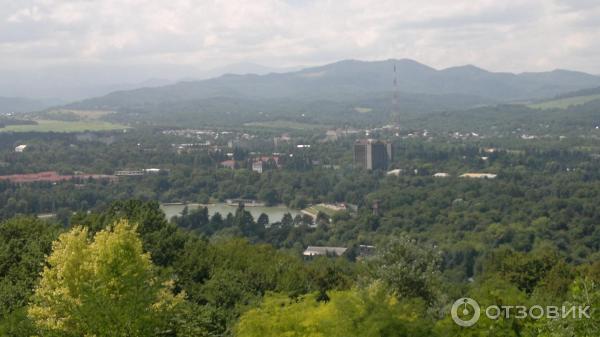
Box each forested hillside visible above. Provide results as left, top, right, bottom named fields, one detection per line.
left=0, top=125, right=599, bottom=335
left=58, top=59, right=600, bottom=128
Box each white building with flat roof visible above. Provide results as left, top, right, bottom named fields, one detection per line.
left=303, top=246, right=347, bottom=257
left=460, top=173, right=497, bottom=179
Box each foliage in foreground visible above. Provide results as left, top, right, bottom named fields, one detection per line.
left=236, top=286, right=433, bottom=337
left=2, top=200, right=600, bottom=336
left=27, top=220, right=185, bottom=337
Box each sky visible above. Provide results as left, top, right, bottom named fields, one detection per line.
left=1, top=0, right=600, bottom=75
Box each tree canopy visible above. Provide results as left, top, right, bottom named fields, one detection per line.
left=28, top=220, right=185, bottom=337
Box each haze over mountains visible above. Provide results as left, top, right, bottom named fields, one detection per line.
left=0, top=97, right=64, bottom=114
left=0, top=62, right=299, bottom=107
left=69, top=59, right=600, bottom=112
left=4, top=59, right=600, bottom=118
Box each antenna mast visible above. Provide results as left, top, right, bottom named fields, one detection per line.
left=392, top=62, right=400, bottom=125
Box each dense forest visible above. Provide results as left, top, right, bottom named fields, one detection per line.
left=0, top=125, right=599, bottom=336
left=2, top=200, right=600, bottom=336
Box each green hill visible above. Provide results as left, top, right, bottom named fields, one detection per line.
left=62, top=59, right=600, bottom=128
left=528, top=93, right=600, bottom=109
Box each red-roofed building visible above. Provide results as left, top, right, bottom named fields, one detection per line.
left=0, top=171, right=117, bottom=184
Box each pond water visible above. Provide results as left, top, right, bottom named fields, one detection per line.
left=160, top=203, right=301, bottom=224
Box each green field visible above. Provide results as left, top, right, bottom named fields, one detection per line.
left=244, top=120, right=330, bottom=130
left=0, top=120, right=128, bottom=133
left=44, top=109, right=116, bottom=120
left=528, top=94, right=600, bottom=110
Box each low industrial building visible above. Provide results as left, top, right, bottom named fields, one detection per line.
left=459, top=173, right=497, bottom=179
left=303, top=246, right=347, bottom=257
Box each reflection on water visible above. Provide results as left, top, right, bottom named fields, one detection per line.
left=161, top=203, right=301, bottom=224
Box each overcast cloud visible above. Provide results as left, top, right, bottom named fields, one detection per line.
left=1, top=0, right=600, bottom=74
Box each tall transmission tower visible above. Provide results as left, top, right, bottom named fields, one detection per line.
left=391, top=62, right=400, bottom=125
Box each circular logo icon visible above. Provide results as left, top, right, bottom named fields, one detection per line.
left=451, top=297, right=481, bottom=327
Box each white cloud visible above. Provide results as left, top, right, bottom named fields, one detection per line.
left=7, top=6, right=42, bottom=23
left=0, top=0, right=599, bottom=73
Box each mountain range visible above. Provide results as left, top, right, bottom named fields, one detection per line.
left=68, top=59, right=600, bottom=112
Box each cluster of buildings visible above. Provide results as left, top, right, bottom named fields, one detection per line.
left=162, top=129, right=229, bottom=139
left=220, top=155, right=282, bottom=173
left=0, top=171, right=117, bottom=184
left=302, top=244, right=375, bottom=259
left=387, top=170, right=497, bottom=179
left=163, top=129, right=258, bottom=154
left=323, top=128, right=360, bottom=142
left=172, top=142, right=212, bottom=154
left=251, top=156, right=281, bottom=173
left=114, top=168, right=166, bottom=176
left=0, top=169, right=171, bottom=184
left=450, top=131, right=481, bottom=140
left=303, top=246, right=347, bottom=257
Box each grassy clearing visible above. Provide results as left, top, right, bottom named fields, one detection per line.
left=46, top=109, right=116, bottom=120
left=528, top=94, right=600, bottom=110
left=0, top=120, right=128, bottom=133
left=244, top=120, right=330, bottom=130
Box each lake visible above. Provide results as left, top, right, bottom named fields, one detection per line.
left=160, top=203, right=301, bottom=224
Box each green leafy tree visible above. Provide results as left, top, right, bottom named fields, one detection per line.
left=196, top=239, right=309, bottom=335
left=258, top=188, right=279, bottom=206
left=368, top=236, right=442, bottom=305
left=0, top=217, right=60, bottom=336
left=0, top=217, right=60, bottom=314
left=28, top=220, right=185, bottom=337
left=434, top=277, right=533, bottom=337
left=481, top=248, right=559, bottom=294
left=532, top=277, right=600, bottom=337
left=306, top=257, right=355, bottom=301
left=257, top=213, right=269, bottom=228
left=236, top=286, right=435, bottom=337
left=281, top=213, right=294, bottom=227
left=72, top=200, right=187, bottom=267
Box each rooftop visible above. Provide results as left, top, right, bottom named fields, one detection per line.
left=459, top=173, right=497, bottom=179
left=303, top=246, right=347, bottom=257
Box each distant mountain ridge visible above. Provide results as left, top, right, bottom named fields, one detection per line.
left=61, top=59, right=600, bottom=127
left=69, top=59, right=600, bottom=109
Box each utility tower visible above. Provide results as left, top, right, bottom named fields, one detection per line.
left=391, top=62, right=400, bottom=125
